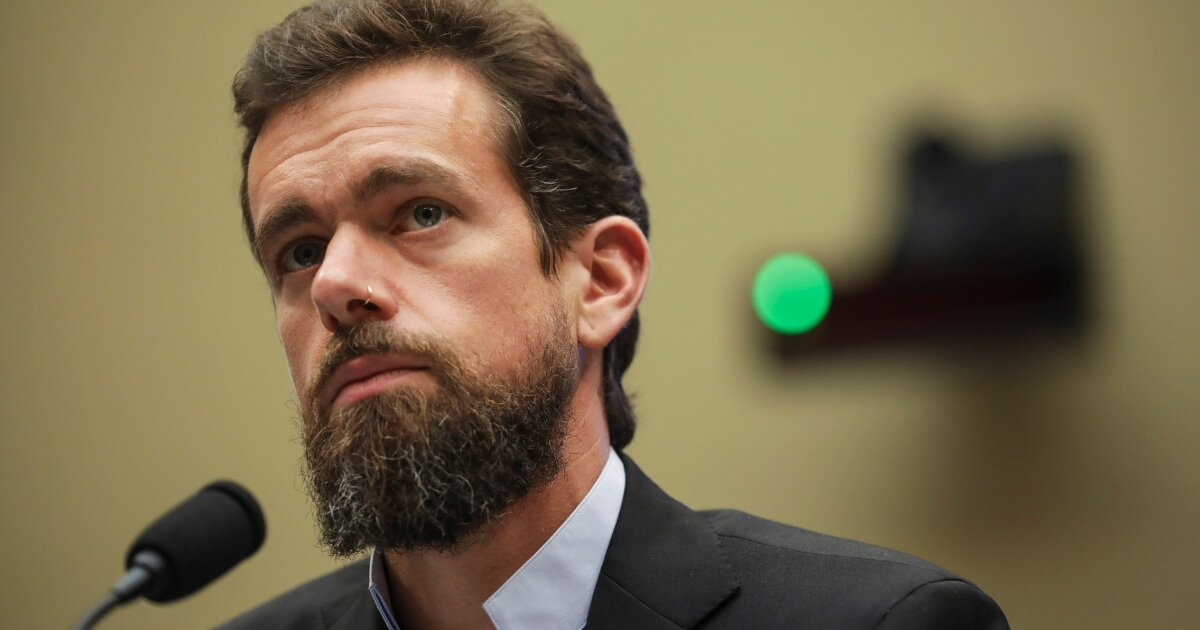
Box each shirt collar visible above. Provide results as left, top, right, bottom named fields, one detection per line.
left=369, top=549, right=403, bottom=630
left=369, top=447, right=626, bottom=630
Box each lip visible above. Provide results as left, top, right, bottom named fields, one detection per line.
left=322, top=354, right=429, bottom=410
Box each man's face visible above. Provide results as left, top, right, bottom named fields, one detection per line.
left=248, top=59, right=564, bottom=403
left=246, top=59, right=579, bottom=553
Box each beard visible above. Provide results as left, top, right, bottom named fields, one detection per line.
left=299, top=310, right=577, bottom=557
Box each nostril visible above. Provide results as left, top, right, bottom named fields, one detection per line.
left=346, top=298, right=379, bottom=314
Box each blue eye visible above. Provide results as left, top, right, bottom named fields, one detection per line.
left=283, top=239, right=325, bottom=271
left=412, top=203, right=444, bottom=228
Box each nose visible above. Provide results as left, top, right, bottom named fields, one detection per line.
left=310, top=228, right=397, bottom=332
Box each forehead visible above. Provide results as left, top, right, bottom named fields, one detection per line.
left=246, top=58, right=507, bottom=226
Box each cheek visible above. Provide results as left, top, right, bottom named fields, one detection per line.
left=445, top=267, right=560, bottom=360
left=276, top=305, right=322, bottom=395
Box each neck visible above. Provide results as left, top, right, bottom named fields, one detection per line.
left=383, top=389, right=612, bottom=630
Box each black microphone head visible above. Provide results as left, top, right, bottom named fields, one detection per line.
left=125, top=480, right=266, bottom=602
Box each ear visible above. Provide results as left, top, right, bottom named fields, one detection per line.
left=568, top=216, right=651, bottom=350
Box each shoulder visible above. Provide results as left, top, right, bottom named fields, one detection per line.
left=698, top=510, right=1008, bottom=629
left=215, top=559, right=369, bottom=630
left=702, top=508, right=948, bottom=576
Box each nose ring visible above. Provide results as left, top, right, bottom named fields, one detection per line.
left=362, top=285, right=373, bottom=309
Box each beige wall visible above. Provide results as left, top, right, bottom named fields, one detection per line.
left=2, top=1, right=1197, bottom=628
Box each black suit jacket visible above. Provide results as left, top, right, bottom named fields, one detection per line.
left=218, top=454, right=1008, bottom=629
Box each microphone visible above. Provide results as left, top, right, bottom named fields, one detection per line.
left=72, top=480, right=266, bottom=630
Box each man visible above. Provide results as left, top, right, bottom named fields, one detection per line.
left=222, top=1, right=1009, bottom=628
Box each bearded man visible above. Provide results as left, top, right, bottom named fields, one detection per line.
left=220, top=1, right=1009, bottom=628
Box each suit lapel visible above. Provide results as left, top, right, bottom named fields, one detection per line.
left=586, top=454, right=739, bottom=629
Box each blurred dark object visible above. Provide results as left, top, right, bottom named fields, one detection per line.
left=778, top=133, right=1087, bottom=358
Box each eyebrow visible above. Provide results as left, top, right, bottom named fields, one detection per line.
left=251, top=158, right=470, bottom=266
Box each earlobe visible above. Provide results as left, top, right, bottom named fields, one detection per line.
left=574, top=216, right=651, bottom=350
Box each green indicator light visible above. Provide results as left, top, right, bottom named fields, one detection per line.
left=753, top=253, right=832, bottom=335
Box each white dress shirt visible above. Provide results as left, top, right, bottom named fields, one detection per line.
left=369, top=447, right=626, bottom=630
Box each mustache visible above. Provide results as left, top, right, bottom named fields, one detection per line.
left=304, top=322, right=456, bottom=416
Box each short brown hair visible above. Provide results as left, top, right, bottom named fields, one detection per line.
left=233, top=0, right=647, bottom=449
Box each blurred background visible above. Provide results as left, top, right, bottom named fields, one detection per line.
left=2, top=1, right=1197, bottom=628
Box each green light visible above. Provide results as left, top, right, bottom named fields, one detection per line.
left=753, top=253, right=832, bottom=335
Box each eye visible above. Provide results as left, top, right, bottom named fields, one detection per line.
left=281, top=239, right=325, bottom=272
left=407, top=202, right=445, bottom=230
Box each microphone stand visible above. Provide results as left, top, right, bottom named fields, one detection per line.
left=71, top=551, right=166, bottom=630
